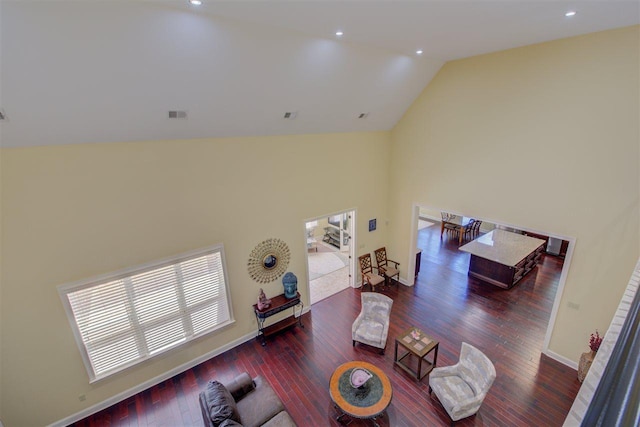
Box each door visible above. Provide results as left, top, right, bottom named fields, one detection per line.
left=305, top=209, right=356, bottom=304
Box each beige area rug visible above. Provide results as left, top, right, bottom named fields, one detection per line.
left=309, top=266, right=350, bottom=305
left=418, top=219, right=436, bottom=230
left=308, top=251, right=349, bottom=281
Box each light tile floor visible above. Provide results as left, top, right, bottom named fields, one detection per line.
left=309, top=265, right=350, bottom=305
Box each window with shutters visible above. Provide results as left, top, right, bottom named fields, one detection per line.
left=58, top=245, right=233, bottom=382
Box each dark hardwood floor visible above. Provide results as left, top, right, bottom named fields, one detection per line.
left=72, top=223, right=580, bottom=426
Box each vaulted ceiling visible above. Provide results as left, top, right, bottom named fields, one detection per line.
left=1, top=0, right=638, bottom=148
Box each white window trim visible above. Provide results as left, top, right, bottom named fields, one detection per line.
left=58, top=244, right=234, bottom=383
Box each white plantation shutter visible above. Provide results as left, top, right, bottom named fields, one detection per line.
left=59, top=245, right=233, bottom=382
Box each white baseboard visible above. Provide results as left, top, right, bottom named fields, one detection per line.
left=543, top=348, right=578, bottom=370
left=358, top=277, right=413, bottom=287
left=49, top=306, right=308, bottom=427
left=399, top=276, right=414, bottom=287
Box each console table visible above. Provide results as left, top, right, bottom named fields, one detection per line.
left=323, top=226, right=350, bottom=249
left=253, top=292, right=303, bottom=346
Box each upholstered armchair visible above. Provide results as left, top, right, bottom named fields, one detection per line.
left=352, top=292, right=393, bottom=354
left=429, top=342, right=496, bottom=422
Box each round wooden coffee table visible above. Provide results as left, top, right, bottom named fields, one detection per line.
left=329, top=361, right=392, bottom=426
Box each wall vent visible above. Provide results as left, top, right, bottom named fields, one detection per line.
left=168, top=110, right=187, bottom=119
left=0, top=109, right=6, bottom=121
left=358, top=112, right=369, bottom=119
left=283, top=111, right=298, bottom=119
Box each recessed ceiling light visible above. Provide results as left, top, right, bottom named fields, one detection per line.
left=335, top=31, right=344, bottom=37
left=565, top=11, right=577, bottom=17
left=416, top=50, right=423, bottom=55
left=189, top=0, right=202, bottom=5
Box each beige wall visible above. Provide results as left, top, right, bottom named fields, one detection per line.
left=389, top=26, right=640, bottom=362
left=0, top=131, right=391, bottom=426
left=418, top=206, right=440, bottom=220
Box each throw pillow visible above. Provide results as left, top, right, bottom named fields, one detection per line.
left=205, top=381, right=241, bottom=426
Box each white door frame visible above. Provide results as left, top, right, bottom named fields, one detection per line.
left=303, top=208, right=357, bottom=298
left=409, top=203, right=577, bottom=367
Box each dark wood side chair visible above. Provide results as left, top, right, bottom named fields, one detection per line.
left=374, top=247, right=400, bottom=286
left=472, top=219, right=482, bottom=238
left=358, top=253, right=385, bottom=292
left=463, top=219, right=476, bottom=240
left=464, top=219, right=482, bottom=240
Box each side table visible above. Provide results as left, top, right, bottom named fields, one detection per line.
left=253, top=292, right=303, bottom=346
left=329, top=360, right=392, bottom=427
left=394, top=327, right=439, bottom=381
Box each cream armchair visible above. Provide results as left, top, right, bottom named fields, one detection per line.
left=429, top=342, right=496, bottom=422
left=352, top=292, right=393, bottom=354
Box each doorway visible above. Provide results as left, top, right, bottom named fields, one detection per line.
left=306, top=210, right=355, bottom=305
left=410, top=204, right=574, bottom=359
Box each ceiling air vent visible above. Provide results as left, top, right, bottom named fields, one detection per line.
left=168, top=110, right=187, bottom=119
left=358, top=112, right=369, bottom=119
left=283, top=111, right=298, bottom=119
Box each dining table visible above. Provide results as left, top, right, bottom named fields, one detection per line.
left=440, top=216, right=473, bottom=245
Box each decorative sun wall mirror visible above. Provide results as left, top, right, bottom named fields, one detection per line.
left=247, top=238, right=291, bottom=284
left=263, top=254, right=278, bottom=269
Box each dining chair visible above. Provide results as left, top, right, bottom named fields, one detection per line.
left=463, top=219, right=476, bottom=240
left=464, top=219, right=482, bottom=240
left=472, top=220, right=482, bottom=238
left=374, top=247, right=400, bottom=286
left=441, top=211, right=455, bottom=222
left=441, top=212, right=460, bottom=238
left=358, top=253, right=385, bottom=292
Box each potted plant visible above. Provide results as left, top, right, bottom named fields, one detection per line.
left=589, top=330, right=603, bottom=354
left=578, top=329, right=603, bottom=383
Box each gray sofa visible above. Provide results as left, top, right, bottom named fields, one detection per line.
left=199, top=372, right=297, bottom=427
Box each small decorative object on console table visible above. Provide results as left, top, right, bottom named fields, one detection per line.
left=282, top=272, right=298, bottom=299
left=578, top=330, right=603, bottom=382
left=253, top=291, right=303, bottom=346
left=257, top=288, right=271, bottom=310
